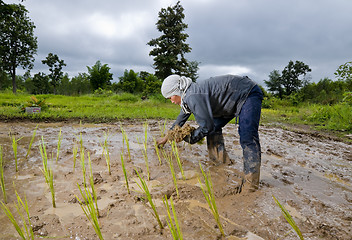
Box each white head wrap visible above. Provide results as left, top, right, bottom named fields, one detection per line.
left=161, top=74, right=192, bottom=98
left=161, top=74, right=193, bottom=113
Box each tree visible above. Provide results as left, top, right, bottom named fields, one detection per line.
left=42, top=53, right=66, bottom=94
left=32, top=72, right=50, bottom=94
left=281, top=60, right=311, bottom=95
left=87, top=60, right=113, bottom=90
left=117, top=69, right=144, bottom=93
left=335, top=61, right=352, bottom=90
left=0, top=2, right=37, bottom=93
left=264, top=70, right=283, bottom=98
left=147, top=1, right=192, bottom=79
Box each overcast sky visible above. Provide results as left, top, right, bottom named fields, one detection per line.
left=5, top=0, right=352, bottom=86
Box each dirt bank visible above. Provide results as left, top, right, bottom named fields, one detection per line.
left=0, top=120, right=351, bottom=239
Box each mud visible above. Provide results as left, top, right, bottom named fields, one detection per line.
left=0, top=120, right=351, bottom=240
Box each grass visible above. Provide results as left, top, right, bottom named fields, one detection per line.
left=120, top=153, right=130, bottom=194
left=163, top=195, right=183, bottom=240
left=198, top=162, right=224, bottom=237
left=0, top=145, right=7, bottom=203
left=134, top=168, right=163, bottom=230
left=39, top=136, right=56, bottom=208
left=0, top=190, right=34, bottom=240
left=273, top=195, right=304, bottom=240
left=25, top=124, right=38, bottom=159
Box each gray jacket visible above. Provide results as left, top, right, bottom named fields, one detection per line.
left=172, top=75, right=257, bottom=143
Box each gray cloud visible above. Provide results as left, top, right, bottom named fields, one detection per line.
left=5, top=0, right=352, bottom=86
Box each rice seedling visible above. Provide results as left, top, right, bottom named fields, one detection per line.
left=0, top=191, right=34, bottom=240
left=171, top=141, right=185, bottom=180
left=100, top=131, right=111, bottom=175
left=120, top=126, right=131, bottom=162
left=162, top=149, right=179, bottom=198
left=55, top=128, right=62, bottom=162
left=198, top=162, right=224, bottom=237
left=80, top=147, right=87, bottom=187
left=137, top=137, right=150, bottom=181
left=143, top=122, right=150, bottom=180
left=0, top=146, right=7, bottom=203
left=159, top=120, right=167, bottom=137
left=163, top=195, right=183, bottom=240
left=10, top=133, right=23, bottom=172
left=76, top=183, right=104, bottom=240
left=73, top=143, right=78, bottom=171
left=134, top=168, right=163, bottom=230
left=153, top=138, right=162, bottom=165
left=25, top=124, right=38, bottom=159
left=88, top=152, right=99, bottom=217
left=39, top=136, right=56, bottom=208
left=273, top=195, right=304, bottom=240
left=120, top=153, right=130, bottom=194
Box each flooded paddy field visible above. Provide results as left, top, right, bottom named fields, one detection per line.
left=0, top=120, right=351, bottom=239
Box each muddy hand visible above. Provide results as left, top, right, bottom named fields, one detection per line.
left=157, top=136, right=168, bottom=148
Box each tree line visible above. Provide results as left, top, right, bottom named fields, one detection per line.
left=1, top=0, right=351, bottom=106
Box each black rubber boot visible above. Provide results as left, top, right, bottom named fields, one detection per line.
left=206, top=131, right=231, bottom=165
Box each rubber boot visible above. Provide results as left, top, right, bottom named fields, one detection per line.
left=206, top=132, right=230, bottom=165
left=243, top=172, right=260, bottom=192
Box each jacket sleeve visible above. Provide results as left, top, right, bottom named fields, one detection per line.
left=171, top=109, right=191, bottom=129
left=184, top=94, right=215, bottom=144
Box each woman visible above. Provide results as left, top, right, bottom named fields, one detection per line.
left=157, top=74, right=263, bottom=192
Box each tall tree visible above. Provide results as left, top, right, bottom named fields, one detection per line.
left=281, top=60, right=311, bottom=95
left=0, top=2, right=37, bottom=93
left=264, top=70, right=284, bottom=98
left=42, top=53, right=66, bottom=94
left=117, top=69, right=144, bottom=93
left=147, top=1, right=192, bottom=79
left=87, top=60, right=113, bottom=90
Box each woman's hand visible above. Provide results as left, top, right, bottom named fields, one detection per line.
left=156, top=136, right=168, bottom=148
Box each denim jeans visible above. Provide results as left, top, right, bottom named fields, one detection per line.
left=212, top=85, right=263, bottom=174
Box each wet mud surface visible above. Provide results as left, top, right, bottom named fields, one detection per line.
left=0, top=120, right=351, bottom=240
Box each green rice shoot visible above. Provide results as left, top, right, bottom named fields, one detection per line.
left=39, top=137, right=56, bottom=208
left=73, top=143, right=78, bottom=171
left=273, top=195, right=304, bottom=240
left=171, top=141, right=185, bottom=180
left=76, top=183, right=104, bottom=240
left=0, top=145, right=7, bottom=203
left=162, top=149, right=179, bottom=198
left=134, top=168, right=163, bottom=230
left=10, top=132, right=23, bottom=172
left=153, top=138, right=162, bottom=165
left=163, top=195, right=183, bottom=240
left=25, top=124, right=38, bottom=159
left=55, top=128, right=62, bottom=162
left=88, top=152, right=99, bottom=217
left=120, top=126, right=131, bottom=162
left=120, top=153, right=130, bottom=194
left=198, top=162, right=224, bottom=236
left=100, top=131, right=111, bottom=175
left=0, top=191, right=34, bottom=240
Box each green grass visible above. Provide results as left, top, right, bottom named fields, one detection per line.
left=0, top=93, right=350, bottom=140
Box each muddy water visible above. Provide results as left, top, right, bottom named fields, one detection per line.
left=0, top=121, right=351, bottom=240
